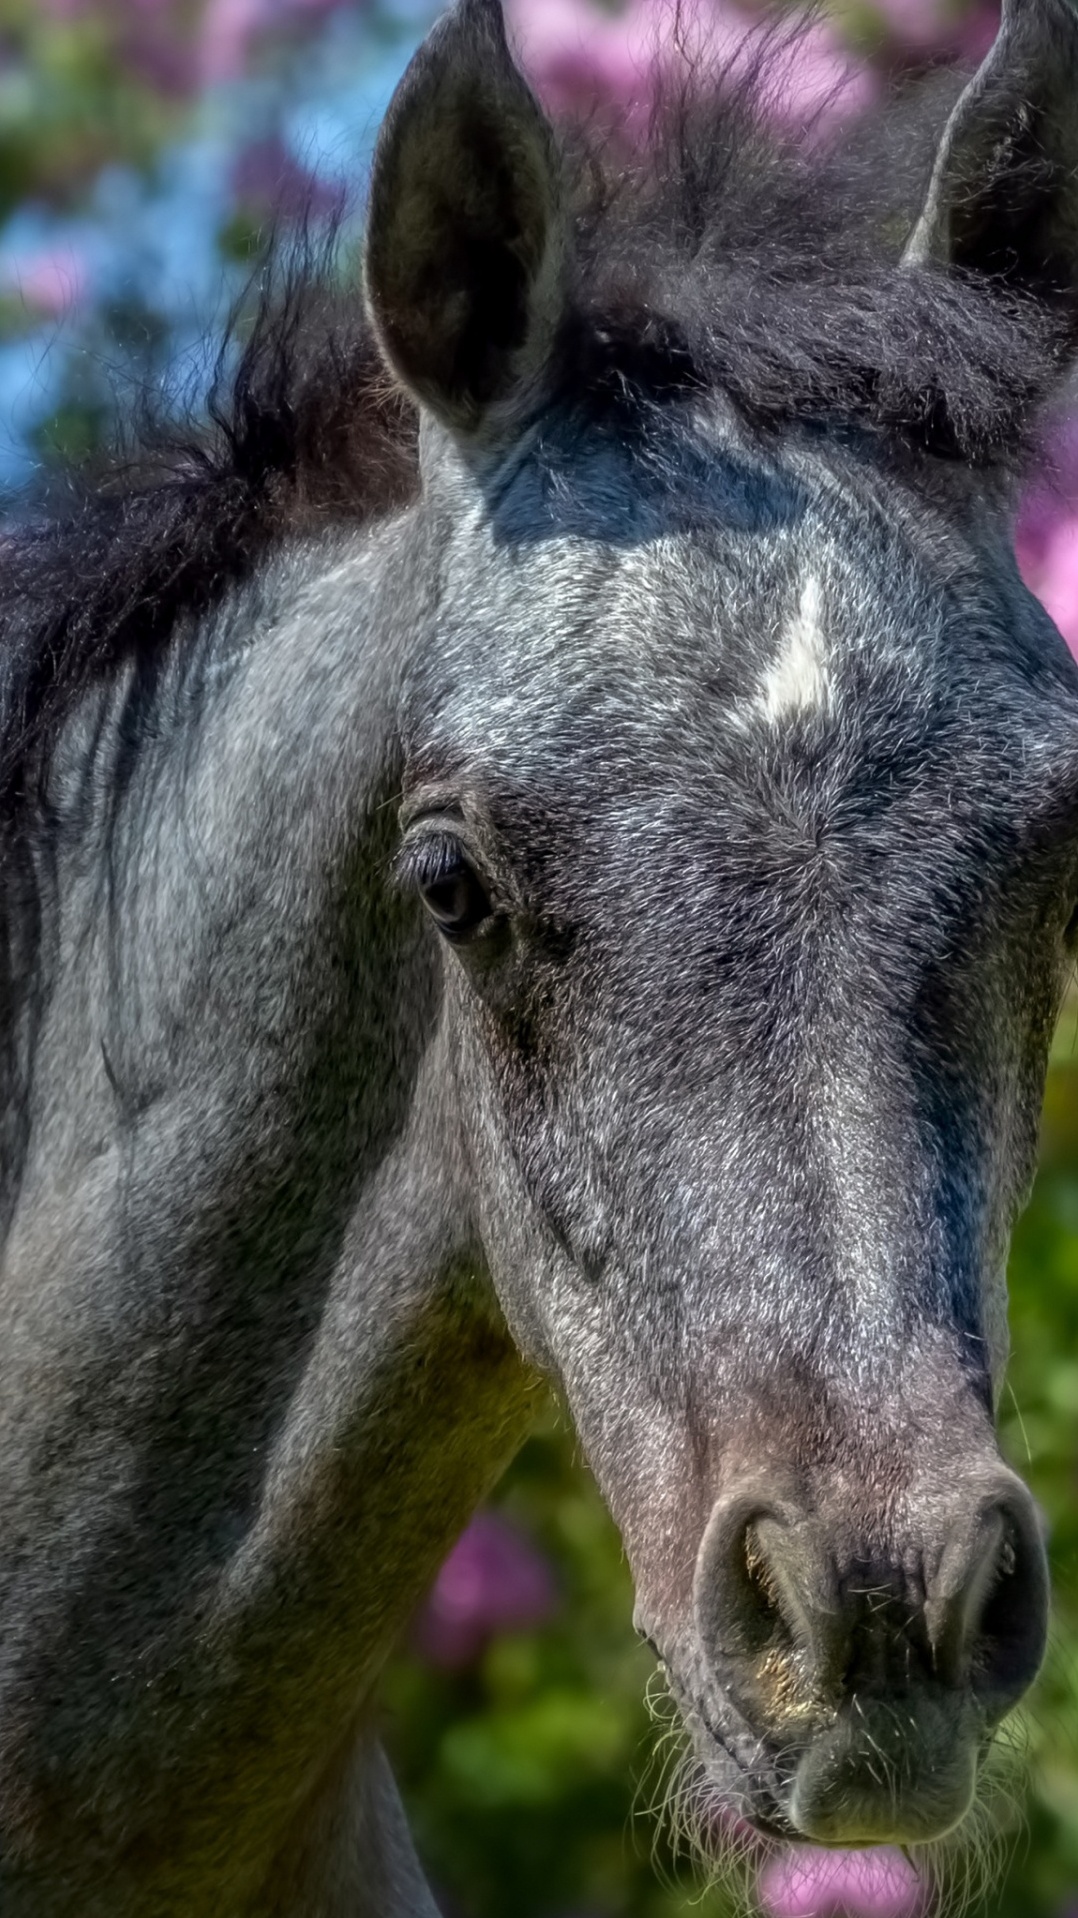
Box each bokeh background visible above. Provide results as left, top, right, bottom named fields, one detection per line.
left=4, top=1, right=1078, bottom=1913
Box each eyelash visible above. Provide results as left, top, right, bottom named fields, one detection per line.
left=394, top=830, right=464, bottom=892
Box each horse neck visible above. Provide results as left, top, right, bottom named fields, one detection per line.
left=0, top=518, right=539, bottom=1908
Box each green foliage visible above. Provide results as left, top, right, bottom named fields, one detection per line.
left=992, top=1033, right=1078, bottom=1918
left=0, top=3, right=190, bottom=224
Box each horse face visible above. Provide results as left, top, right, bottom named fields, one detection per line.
left=398, top=418, right=1073, bottom=1842
left=370, top=0, right=1078, bottom=1862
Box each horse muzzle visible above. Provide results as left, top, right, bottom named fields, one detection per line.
left=675, top=1460, right=1049, bottom=1848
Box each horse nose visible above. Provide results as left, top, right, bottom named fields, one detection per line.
left=694, top=1470, right=1048, bottom=1844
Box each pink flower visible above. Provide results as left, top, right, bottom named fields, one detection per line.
left=506, top=0, right=874, bottom=132
left=757, top=15, right=877, bottom=130
left=867, top=0, right=951, bottom=39
left=868, top=0, right=998, bottom=58
left=124, top=22, right=199, bottom=97
left=1018, top=511, right=1078, bottom=656
left=197, top=0, right=358, bottom=83
left=505, top=0, right=658, bottom=118
left=231, top=135, right=339, bottom=219
left=3, top=249, right=87, bottom=319
left=759, top=1846, right=924, bottom=1918
left=1016, top=417, right=1078, bottom=657
left=198, top=0, right=274, bottom=84
left=413, top=1511, right=558, bottom=1670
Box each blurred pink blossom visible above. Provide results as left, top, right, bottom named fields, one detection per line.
left=760, top=15, right=876, bottom=128
left=198, top=0, right=355, bottom=84
left=1016, top=413, right=1078, bottom=657
left=414, top=1511, right=558, bottom=1670
left=124, top=22, right=198, bottom=96
left=505, top=0, right=658, bottom=116
left=199, top=0, right=274, bottom=84
left=1018, top=510, right=1078, bottom=656
left=507, top=0, right=874, bottom=130
left=759, top=1845, right=924, bottom=1918
left=868, top=0, right=997, bottom=56
left=3, top=249, right=88, bottom=319
left=231, top=135, right=339, bottom=219
left=866, top=0, right=952, bottom=40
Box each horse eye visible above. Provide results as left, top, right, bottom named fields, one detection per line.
left=408, top=835, right=493, bottom=940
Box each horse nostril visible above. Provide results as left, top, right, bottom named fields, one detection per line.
left=963, top=1491, right=1049, bottom=1713
left=923, top=1474, right=1048, bottom=1715
left=693, top=1489, right=827, bottom=1729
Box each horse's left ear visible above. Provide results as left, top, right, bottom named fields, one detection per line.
left=364, top=0, right=567, bottom=442
left=904, top=0, right=1078, bottom=316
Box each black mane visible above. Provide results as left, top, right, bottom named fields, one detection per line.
left=0, top=264, right=417, bottom=812
left=1, top=31, right=1073, bottom=810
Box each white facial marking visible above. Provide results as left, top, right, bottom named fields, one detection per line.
left=756, top=574, right=829, bottom=722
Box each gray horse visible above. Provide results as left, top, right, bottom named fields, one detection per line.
left=3, top=0, right=1078, bottom=1910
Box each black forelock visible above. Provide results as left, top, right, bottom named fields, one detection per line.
left=561, top=26, right=1072, bottom=458
left=0, top=20, right=1073, bottom=810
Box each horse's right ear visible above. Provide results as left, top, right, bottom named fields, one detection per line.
left=364, top=0, right=567, bottom=442
left=903, top=0, right=1078, bottom=322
